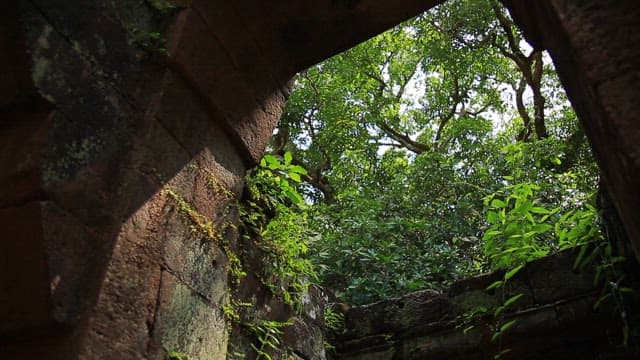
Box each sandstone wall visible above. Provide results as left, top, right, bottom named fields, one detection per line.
left=1, top=0, right=271, bottom=357
left=333, top=251, right=639, bottom=359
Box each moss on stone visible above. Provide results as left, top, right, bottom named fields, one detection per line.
left=43, top=135, right=104, bottom=183
left=451, top=290, right=498, bottom=314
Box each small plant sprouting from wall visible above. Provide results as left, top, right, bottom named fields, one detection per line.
left=223, top=298, right=253, bottom=323
left=164, top=189, right=222, bottom=242
left=323, top=305, right=346, bottom=353
left=324, top=306, right=345, bottom=333
left=241, top=152, right=318, bottom=308
left=244, top=319, right=294, bottom=360
left=573, top=239, right=636, bottom=348
left=166, top=154, right=318, bottom=357
left=163, top=186, right=247, bottom=284
left=484, top=264, right=525, bottom=359
left=476, top=181, right=637, bottom=357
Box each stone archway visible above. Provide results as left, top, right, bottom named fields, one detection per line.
left=0, top=0, right=638, bottom=358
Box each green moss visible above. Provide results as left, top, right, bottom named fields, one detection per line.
left=164, top=186, right=246, bottom=284
left=165, top=189, right=222, bottom=243
left=166, top=350, right=190, bottom=360
left=451, top=290, right=498, bottom=314
left=43, top=136, right=104, bottom=183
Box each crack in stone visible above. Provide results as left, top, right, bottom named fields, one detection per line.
left=161, top=262, right=219, bottom=308
left=145, top=265, right=165, bottom=354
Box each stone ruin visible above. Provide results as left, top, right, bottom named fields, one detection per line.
left=1, top=0, right=639, bottom=358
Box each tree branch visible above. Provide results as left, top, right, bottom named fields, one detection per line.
left=377, top=119, right=429, bottom=154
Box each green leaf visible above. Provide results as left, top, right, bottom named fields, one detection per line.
left=593, top=293, right=612, bottom=310
left=500, top=319, right=517, bottom=332
left=463, top=325, right=475, bottom=334
left=530, top=206, right=549, bottom=214
left=494, top=349, right=512, bottom=359
left=623, top=325, right=630, bottom=346
left=532, top=223, right=552, bottom=233
left=263, top=154, right=280, bottom=170
left=487, top=210, right=499, bottom=223
left=289, top=172, right=301, bottom=182
left=504, top=264, right=524, bottom=281
left=491, top=331, right=501, bottom=342
left=289, top=165, right=308, bottom=175
left=486, top=280, right=503, bottom=291
left=610, top=256, right=626, bottom=264
left=284, top=151, right=293, bottom=165
left=573, top=244, right=589, bottom=270
left=285, top=188, right=303, bottom=205
left=503, top=293, right=523, bottom=308
left=491, top=199, right=507, bottom=208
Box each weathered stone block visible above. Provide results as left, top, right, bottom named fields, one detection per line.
left=167, top=8, right=283, bottom=164
left=153, top=271, right=228, bottom=360
left=548, top=0, right=640, bottom=83
left=160, top=203, right=229, bottom=304
left=282, top=316, right=327, bottom=360
left=154, top=69, right=247, bottom=177
left=398, top=327, right=485, bottom=360
left=526, top=250, right=596, bottom=304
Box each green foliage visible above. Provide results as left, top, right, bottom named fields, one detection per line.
left=223, top=298, right=253, bottom=323
left=273, top=0, right=599, bottom=306
left=129, top=29, right=168, bottom=56
left=555, top=204, right=603, bottom=251
left=571, top=234, right=635, bottom=347
left=253, top=153, right=308, bottom=206
left=481, top=176, right=604, bottom=271
left=164, top=188, right=247, bottom=284
left=244, top=319, right=293, bottom=360
left=478, top=180, right=620, bottom=357
left=147, top=0, right=180, bottom=14
left=164, top=189, right=222, bottom=243
left=324, top=307, right=345, bottom=333
left=243, top=153, right=317, bottom=307
left=483, top=262, right=525, bottom=357
left=322, top=307, right=345, bottom=355
left=482, top=182, right=556, bottom=269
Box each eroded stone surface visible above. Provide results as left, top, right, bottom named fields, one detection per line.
left=336, top=252, right=639, bottom=360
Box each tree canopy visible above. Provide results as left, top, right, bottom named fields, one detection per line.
left=268, top=0, right=598, bottom=305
